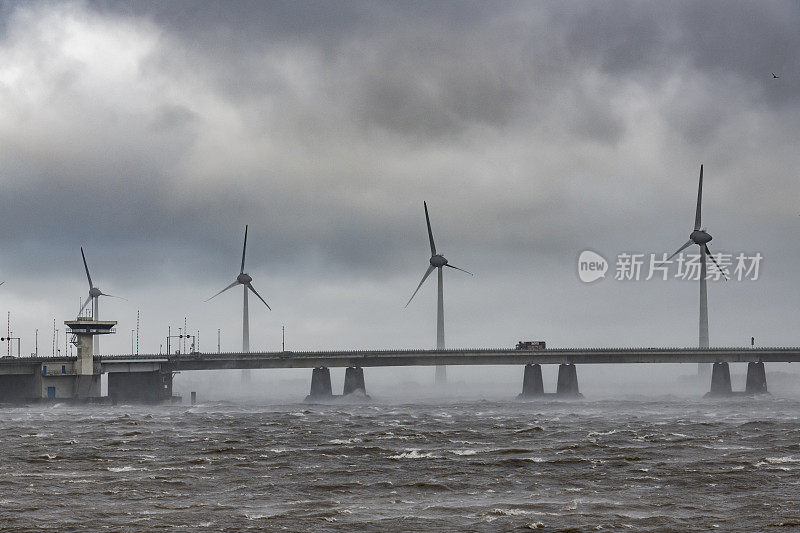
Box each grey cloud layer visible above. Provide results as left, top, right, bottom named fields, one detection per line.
left=1, top=1, right=798, bottom=353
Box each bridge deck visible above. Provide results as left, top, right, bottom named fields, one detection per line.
left=105, top=347, right=800, bottom=371
left=4, top=348, right=799, bottom=373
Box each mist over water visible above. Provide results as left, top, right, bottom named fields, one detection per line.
left=170, top=363, right=800, bottom=403
left=3, top=369, right=800, bottom=531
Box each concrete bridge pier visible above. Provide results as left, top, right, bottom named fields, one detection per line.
left=518, top=364, right=544, bottom=398
left=108, top=370, right=174, bottom=403
left=706, top=362, right=732, bottom=397
left=745, top=362, right=768, bottom=394
left=556, top=364, right=582, bottom=397
left=305, top=367, right=333, bottom=401
left=343, top=367, right=368, bottom=397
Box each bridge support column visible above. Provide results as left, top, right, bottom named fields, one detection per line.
left=64, top=318, right=116, bottom=400
left=109, top=370, right=174, bottom=403
left=435, top=365, right=447, bottom=385
left=556, top=364, right=581, bottom=397
left=343, top=367, right=367, bottom=397
left=745, top=362, right=768, bottom=394
left=706, top=362, right=732, bottom=397
left=305, top=367, right=333, bottom=401
left=518, top=364, right=544, bottom=398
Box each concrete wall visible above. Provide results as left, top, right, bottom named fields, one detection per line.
left=0, top=374, right=35, bottom=401
left=39, top=375, right=78, bottom=399
left=74, top=375, right=101, bottom=399
left=108, top=371, right=172, bottom=403
left=36, top=361, right=84, bottom=399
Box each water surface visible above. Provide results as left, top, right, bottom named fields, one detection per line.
left=1, top=398, right=799, bottom=531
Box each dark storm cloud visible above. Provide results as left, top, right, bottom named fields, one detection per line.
left=2, top=1, right=797, bottom=260
left=561, top=1, right=800, bottom=146
left=1, top=1, right=800, bottom=355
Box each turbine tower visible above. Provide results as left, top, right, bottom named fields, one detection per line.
left=78, top=247, right=123, bottom=354
left=406, top=202, right=472, bottom=385
left=664, top=165, right=727, bottom=374
left=206, top=225, right=271, bottom=380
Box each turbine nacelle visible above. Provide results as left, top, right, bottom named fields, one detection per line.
left=237, top=272, right=252, bottom=284
left=430, top=254, right=448, bottom=268
left=690, top=230, right=712, bottom=245
left=89, top=287, right=102, bottom=298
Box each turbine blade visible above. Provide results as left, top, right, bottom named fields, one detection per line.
left=665, top=240, right=694, bottom=262
left=405, top=265, right=435, bottom=308
left=704, top=245, right=728, bottom=280
left=206, top=280, right=240, bottom=302
left=445, top=264, right=473, bottom=276
left=79, top=296, right=92, bottom=314
left=81, top=247, right=93, bottom=288
left=694, top=164, right=703, bottom=231
left=424, top=201, right=436, bottom=256
left=241, top=225, right=248, bottom=273
left=246, top=283, right=271, bottom=310
left=0, top=281, right=4, bottom=287
left=99, top=292, right=127, bottom=301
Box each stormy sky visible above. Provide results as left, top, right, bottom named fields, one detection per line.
left=1, top=0, right=799, bottom=362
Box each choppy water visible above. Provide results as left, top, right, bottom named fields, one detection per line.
left=2, top=398, right=800, bottom=531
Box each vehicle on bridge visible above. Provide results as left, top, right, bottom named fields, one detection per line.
left=515, top=341, right=546, bottom=350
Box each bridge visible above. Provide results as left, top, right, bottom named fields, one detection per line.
left=2, top=341, right=793, bottom=403
left=99, top=346, right=800, bottom=370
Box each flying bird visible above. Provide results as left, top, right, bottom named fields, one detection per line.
left=772, top=73, right=780, bottom=78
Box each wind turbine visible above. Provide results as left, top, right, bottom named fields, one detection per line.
left=664, top=165, right=728, bottom=374
left=206, top=225, right=271, bottom=362
left=78, top=247, right=124, bottom=354
left=406, top=202, right=472, bottom=384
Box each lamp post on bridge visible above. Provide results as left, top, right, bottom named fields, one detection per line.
left=1, top=335, right=20, bottom=357
left=167, top=334, right=182, bottom=355
left=180, top=334, right=197, bottom=354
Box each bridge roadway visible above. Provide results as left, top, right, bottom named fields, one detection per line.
left=96, top=347, right=800, bottom=372
left=2, top=347, right=792, bottom=401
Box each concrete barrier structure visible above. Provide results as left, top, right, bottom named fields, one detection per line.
left=518, top=364, right=544, bottom=398
left=0, top=374, right=35, bottom=402
left=745, top=362, right=768, bottom=394
left=707, top=362, right=732, bottom=397
left=305, top=367, right=333, bottom=401
left=108, top=370, right=173, bottom=403
left=343, top=367, right=367, bottom=397
left=556, top=364, right=582, bottom=397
